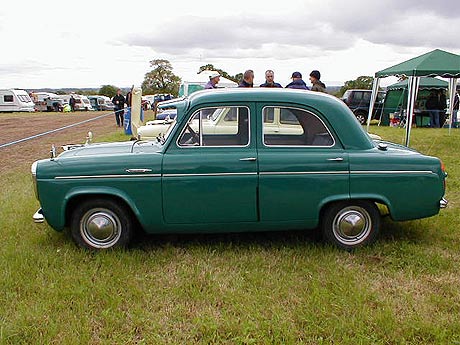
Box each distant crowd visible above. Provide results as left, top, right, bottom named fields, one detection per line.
left=205, top=69, right=326, bottom=93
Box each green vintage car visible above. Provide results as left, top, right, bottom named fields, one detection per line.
left=31, top=89, right=447, bottom=250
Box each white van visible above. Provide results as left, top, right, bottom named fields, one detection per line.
left=0, top=89, right=35, bottom=112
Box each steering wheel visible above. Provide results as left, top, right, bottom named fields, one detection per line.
left=185, top=124, right=200, bottom=144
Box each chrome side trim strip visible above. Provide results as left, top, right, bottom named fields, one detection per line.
left=164, top=172, right=257, bottom=178
left=55, top=174, right=161, bottom=180
left=351, top=170, right=436, bottom=175
left=260, top=171, right=348, bottom=176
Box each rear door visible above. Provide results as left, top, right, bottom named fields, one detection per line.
left=256, top=104, right=349, bottom=222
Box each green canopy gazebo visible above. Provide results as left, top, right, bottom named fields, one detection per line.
left=367, top=49, right=460, bottom=145
left=381, top=77, right=448, bottom=126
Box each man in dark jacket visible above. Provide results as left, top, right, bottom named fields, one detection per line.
left=112, top=89, right=125, bottom=127
left=285, top=72, right=309, bottom=90
left=425, top=91, right=440, bottom=128
left=260, top=70, right=282, bottom=88
left=238, top=70, right=254, bottom=87
left=309, top=70, right=327, bottom=93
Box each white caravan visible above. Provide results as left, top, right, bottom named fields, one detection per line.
left=0, top=89, right=35, bottom=112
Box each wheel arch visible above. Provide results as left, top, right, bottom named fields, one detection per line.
left=319, top=194, right=392, bottom=220
left=64, top=188, right=143, bottom=229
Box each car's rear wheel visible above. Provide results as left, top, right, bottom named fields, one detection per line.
left=70, top=198, right=133, bottom=250
left=322, top=200, right=380, bottom=250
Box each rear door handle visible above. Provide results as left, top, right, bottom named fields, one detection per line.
left=327, top=157, right=344, bottom=162
left=239, top=157, right=257, bottom=161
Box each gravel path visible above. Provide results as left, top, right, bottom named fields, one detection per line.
left=0, top=111, right=124, bottom=174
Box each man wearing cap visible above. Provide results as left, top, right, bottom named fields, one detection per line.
left=205, top=72, right=220, bottom=89
left=285, top=72, right=309, bottom=90
left=260, top=70, right=282, bottom=88
left=238, top=70, right=254, bottom=87
left=309, top=70, right=327, bottom=93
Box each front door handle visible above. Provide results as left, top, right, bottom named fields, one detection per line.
left=327, top=157, right=344, bottom=162
left=239, top=157, right=257, bottom=161
left=126, top=168, right=153, bottom=173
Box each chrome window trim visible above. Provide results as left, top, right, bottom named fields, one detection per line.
left=176, top=106, right=251, bottom=149
left=55, top=174, right=161, bottom=180
left=261, top=106, right=336, bottom=148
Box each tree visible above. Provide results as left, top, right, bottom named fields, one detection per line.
left=339, top=76, right=374, bottom=96
left=142, top=59, right=181, bottom=96
left=99, top=85, right=119, bottom=98
left=197, top=64, right=242, bottom=83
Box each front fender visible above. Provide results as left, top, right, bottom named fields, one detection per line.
left=43, top=186, right=143, bottom=231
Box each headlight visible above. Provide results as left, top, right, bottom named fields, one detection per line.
left=31, top=161, right=38, bottom=199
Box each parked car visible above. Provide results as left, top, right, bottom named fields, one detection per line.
left=137, top=103, right=303, bottom=140
left=88, top=96, right=115, bottom=111
left=341, top=89, right=385, bottom=124
left=0, top=89, right=35, bottom=112
left=32, top=89, right=447, bottom=251
left=155, top=108, right=177, bottom=120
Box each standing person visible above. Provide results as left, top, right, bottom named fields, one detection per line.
left=425, top=91, right=440, bottom=128
left=309, top=70, right=327, bottom=93
left=285, top=72, right=309, bottom=90
left=112, top=89, right=125, bottom=127
left=238, top=70, right=254, bottom=87
left=205, top=72, right=221, bottom=89
left=260, top=70, right=282, bottom=88
left=69, top=95, right=76, bottom=112
left=453, top=91, right=459, bottom=128
left=437, top=90, right=447, bottom=127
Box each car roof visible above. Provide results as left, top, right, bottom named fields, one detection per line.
left=179, top=88, right=374, bottom=150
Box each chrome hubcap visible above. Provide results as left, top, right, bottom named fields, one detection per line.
left=332, top=206, right=371, bottom=245
left=80, top=208, right=121, bottom=248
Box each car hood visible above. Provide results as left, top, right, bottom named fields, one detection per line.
left=58, top=140, right=163, bottom=158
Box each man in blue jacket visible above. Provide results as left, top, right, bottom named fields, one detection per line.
left=285, top=71, right=309, bottom=90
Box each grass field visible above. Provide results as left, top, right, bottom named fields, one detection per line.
left=1, top=126, right=460, bottom=344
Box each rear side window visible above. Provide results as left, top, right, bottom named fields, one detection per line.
left=263, top=106, right=334, bottom=147
left=4, top=95, right=13, bottom=102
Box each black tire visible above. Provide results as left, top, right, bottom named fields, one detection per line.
left=355, top=112, right=367, bottom=125
left=70, top=198, right=134, bottom=250
left=322, top=200, right=380, bottom=250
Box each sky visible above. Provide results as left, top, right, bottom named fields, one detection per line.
left=1, top=0, right=459, bottom=90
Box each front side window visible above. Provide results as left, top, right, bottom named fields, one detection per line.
left=263, top=107, right=334, bottom=147
left=178, top=106, right=249, bottom=147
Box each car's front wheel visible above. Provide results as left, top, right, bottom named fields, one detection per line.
left=70, top=198, right=133, bottom=250
left=322, top=200, right=380, bottom=250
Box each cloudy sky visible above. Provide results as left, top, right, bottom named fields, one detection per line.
left=1, top=0, right=459, bottom=89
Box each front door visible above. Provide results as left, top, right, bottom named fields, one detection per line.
left=162, top=105, right=258, bottom=224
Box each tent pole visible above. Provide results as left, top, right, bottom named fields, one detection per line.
left=448, top=78, right=457, bottom=134
left=367, top=77, right=380, bottom=132
left=405, top=77, right=419, bottom=146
